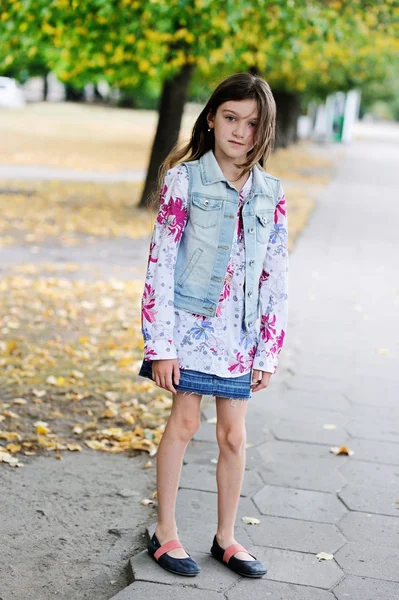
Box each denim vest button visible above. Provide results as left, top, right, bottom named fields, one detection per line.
left=248, top=291, right=252, bottom=297
left=249, top=259, right=254, bottom=266
left=249, top=227, right=254, bottom=233
left=248, top=321, right=252, bottom=327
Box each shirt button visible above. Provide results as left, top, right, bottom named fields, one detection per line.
left=249, top=227, right=254, bottom=233
left=249, top=259, right=254, bottom=266
left=248, top=291, right=252, bottom=297
left=248, top=321, right=252, bottom=327
left=204, top=199, right=209, bottom=205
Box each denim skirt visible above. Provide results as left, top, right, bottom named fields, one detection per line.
left=137, top=359, right=252, bottom=400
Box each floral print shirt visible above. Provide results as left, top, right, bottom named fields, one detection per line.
left=141, top=163, right=288, bottom=376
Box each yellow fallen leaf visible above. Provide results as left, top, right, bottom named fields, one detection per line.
left=12, top=398, right=27, bottom=405
left=141, top=498, right=154, bottom=505
left=85, top=440, right=106, bottom=450
left=0, top=431, right=22, bottom=441
left=323, top=424, right=336, bottom=430
left=71, top=370, right=85, bottom=379
left=72, top=425, right=83, bottom=434
left=242, top=516, right=260, bottom=525
left=34, top=421, right=51, bottom=435
left=330, top=445, right=354, bottom=456
left=32, top=389, right=46, bottom=397
left=2, top=410, right=20, bottom=419
left=316, top=552, right=334, bottom=561
left=142, top=460, right=153, bottom=469
left=67, top=443, right=82, bottom=452
left=6, top=443, right=22, bottom=453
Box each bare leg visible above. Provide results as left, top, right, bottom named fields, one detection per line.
left=215, top=397, right=255, bottom=561
left=155, top=390, right=202, bottom=558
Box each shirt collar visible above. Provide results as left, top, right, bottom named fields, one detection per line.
left=199, top=149, right=267, bottom=196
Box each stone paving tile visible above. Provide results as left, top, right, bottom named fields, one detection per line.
left=192, top=423, right=218, bottom=443
left=345, top=417, right=399, bottom=444
left=270, top=419, right=349, bottom=446
left=256, top=439, right=343, bottom=462
left=264, top=406, right=350, bottom=427
left=169, top=518, right=252, bottom=553
left=184, top=440, right=219, bottom=465
left=285, top=374, right=345, bottom=394
left=258, top=456, right=346, bottom=493
left=293, top=353, right=353, bottom=379
left=338, top=483, right=399, bottom=516
left=338, top=460, right=399, bottom=488
left=345, top=376, right=399, bottom=407
left=226, top=579, right=336, bottom=600
left=332, top=574, right=399, bottom=600
left=129, top=549, right=240, bottom=592
left=179, top=463, right=263, bottom=497
left=334, top=542, right=399, bottom=582
left=176, top=488, right=260, bottom=523
left=253, top=485, right=347, bottom=523
left=347, top=403, right=399, bottom=423
left=110, top=581, right=222, bottom=599
left=277, top=389, right=351, bottom=412
left=346, top=438, right=399, bottom=465
left=245, top=515, right=345, bottom=554
left=337, top=512, right=399, bottom=549
left=249, top=545, right=344, bottom=589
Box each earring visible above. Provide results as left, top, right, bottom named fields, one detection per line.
left=208, top=127, right=211, bottom=132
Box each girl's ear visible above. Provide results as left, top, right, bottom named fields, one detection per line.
left=206, top=111, right=214, bottom=129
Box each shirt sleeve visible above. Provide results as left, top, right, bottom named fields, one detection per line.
left=140, top=165, right=189, bottom=360
left=253, top=183, right=289, bottom=374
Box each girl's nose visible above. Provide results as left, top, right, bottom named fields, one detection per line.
left=233, top=123, right=245, bottom=138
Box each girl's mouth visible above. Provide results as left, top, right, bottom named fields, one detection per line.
left=229, top=140, right=244, bottom=147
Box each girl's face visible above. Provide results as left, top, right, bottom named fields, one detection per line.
left=207, top=99, right=258, bottom=161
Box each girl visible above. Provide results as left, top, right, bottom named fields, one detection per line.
left=137, top=73, right=288, bottom=578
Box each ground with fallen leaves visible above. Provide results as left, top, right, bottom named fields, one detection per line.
left=0, top=103, right=340, bottom=469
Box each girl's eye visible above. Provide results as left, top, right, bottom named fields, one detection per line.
left=226, top=115, right=235, bottom=121
left=249, top=122, right=257, bottom=128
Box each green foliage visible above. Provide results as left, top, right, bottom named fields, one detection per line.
left=0, top=0, right=398, bottom=102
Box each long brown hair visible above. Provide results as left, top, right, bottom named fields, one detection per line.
left=151, top=72, right=276, bottom=208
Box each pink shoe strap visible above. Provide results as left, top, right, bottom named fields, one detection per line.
left=154, top=539, right=184, bottom=561
left=223, top=542, right=248, bottom=563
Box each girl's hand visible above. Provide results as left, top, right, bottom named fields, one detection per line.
left=152, top=359, right=181, bottom=393
left=251, top=369, right=272, bottom=392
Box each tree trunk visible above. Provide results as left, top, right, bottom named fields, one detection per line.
left=139, top=63, right=195, bottom=208
left=273, top=90, right=302, bottom=148
left=65, top=84, right=85, bottom=102
left=43, top=72, right=50, bottom=101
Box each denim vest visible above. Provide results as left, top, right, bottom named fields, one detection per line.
left=174, top=149, right=280, bottom=329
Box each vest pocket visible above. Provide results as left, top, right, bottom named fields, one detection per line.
left=255, top=210, right=274, bottom=244
left=176, top=247, right=204, bottom=288
left=191, top=194, right=222, bottom=228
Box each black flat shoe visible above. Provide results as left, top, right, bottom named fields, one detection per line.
left=210, top=535, right=267, bottom=578
left=148, top=533, right=201, bottom=576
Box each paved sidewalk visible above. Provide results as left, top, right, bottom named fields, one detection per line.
left=110, top=125, right=399, bottom=599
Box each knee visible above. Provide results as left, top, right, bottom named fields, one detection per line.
left=170, top=414, right=201, bottom=441
left=216, top=426, right=246, bottom=454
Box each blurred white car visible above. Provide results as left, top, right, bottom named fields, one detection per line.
left=0, top=77, right=25, bottom=108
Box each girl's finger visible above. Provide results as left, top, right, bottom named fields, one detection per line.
left=173, top=363, right=180, bottom=386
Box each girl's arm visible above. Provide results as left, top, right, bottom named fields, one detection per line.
left=253, top=183, right=289, bottom=374
left=141, top=165, right=189, bottom=361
